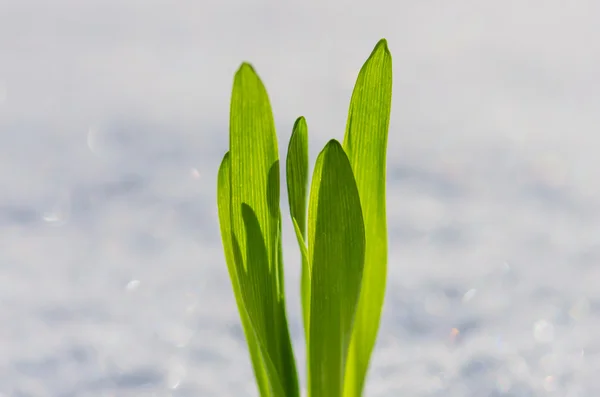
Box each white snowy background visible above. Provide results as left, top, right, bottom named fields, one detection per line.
left=1, top=0, right=600, bottom=396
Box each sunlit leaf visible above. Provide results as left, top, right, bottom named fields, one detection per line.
left=308, top=139, right=365, bottom=397
left=220, top=63, right=300, bottom=397
left=286, top=116, right=310, bottom=336
left=217, top=152, right=272, bottom=397
left=285, top=116, right=311, bottom=392
left=342, top=39, right=393, bottom=397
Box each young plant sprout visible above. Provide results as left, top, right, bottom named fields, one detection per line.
left=217, top=39, right=392, bottom=397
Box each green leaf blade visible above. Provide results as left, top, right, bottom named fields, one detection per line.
left=226, top=63, right=299, bottom=397
left=286, top=116, right=309, bottom=239
left=342, top=39, right=393, bottom=397
left=229, top=63, right=280, bottom=271
left=308, top=139, right=366, bottom=397
left=285, top=117, right=310, bottom=336
left=217, top=152, right=272, bottom=397
left=285, top=116, right=311, bottom=393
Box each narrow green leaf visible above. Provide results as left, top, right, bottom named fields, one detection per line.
left=285, top=116, right=311, bottom=393
left=308, top=139, right=365, bottom=397
left=226, top=63, right=299, bottom=397
left=285, top=116, right=310, bottom=336
left=342, top=39, right=393, bottom=397
left=217, top=152, right=272, bottom=397
left=286, top=117, right=309, bottom=239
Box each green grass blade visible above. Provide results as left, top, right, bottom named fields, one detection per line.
left=308, top=139, right=365, bottom=397
left=285, top=117, right=310, bottom=337
left=227, top=62, right=300, bottom=397
left=342, top=39, right=393, bottom=397
left=285, top=116, right=311, bottom=393
left=217, top=152, right=272, bottom=397
left=286, top=117, right=309, bottom=239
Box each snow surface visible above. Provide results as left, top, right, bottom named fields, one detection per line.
left=1, top=1, right=600, bottom=396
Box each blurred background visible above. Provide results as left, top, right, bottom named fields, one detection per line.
left=1, top=0, right=600, bottom=395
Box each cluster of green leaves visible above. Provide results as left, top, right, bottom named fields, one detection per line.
left=217, top=39, right=392, bottom=397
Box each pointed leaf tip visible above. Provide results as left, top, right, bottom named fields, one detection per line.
left=325, top=138, right=343, bottom=149
left=293, top=116, right=307, bottom=129
left=372, top=38, right=390, bottom=56
left=236, top=62, right=258, bottom=77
